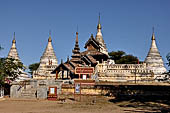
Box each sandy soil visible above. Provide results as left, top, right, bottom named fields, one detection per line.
left=0, top=96, right=169, bottom=113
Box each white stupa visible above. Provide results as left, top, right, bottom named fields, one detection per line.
left=95, top=14, right=108, bottom=56
left=145, top=30, right=167, bottom=80
left=33, top=32, right=58, bottom=79
left=7, top=32, right=30, bottom=81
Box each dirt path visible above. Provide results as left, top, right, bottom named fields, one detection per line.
left=0, top=96, right=124, bottom=113
left=0, top=96, right=169, bottom=113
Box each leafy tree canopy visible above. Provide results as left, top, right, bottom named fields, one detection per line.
left=28, top=63, right=40, bottom=75
left=162, top=53, right=170, bottom=81
left=109, top=50, right=139, bottom=64
left=0, top=58, right=25, bottom=86
left=166, top=53, right=170, bottom=67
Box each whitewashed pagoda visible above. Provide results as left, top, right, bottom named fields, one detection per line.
left=8, top=32, right=30, bottom=81
left=145, top=30, right=167, bottom=79
left=8, top=32, right=20, bottom=61
left=33, top=32, right=58, bottom=79
left=95, top=14, right=108, bottom=56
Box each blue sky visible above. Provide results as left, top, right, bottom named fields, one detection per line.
left=0, top=0, right=170, bottom=69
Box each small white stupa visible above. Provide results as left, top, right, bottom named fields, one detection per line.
left=7, top=32, right=30, bottom=81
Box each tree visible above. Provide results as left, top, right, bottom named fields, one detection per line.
left=164, top=53, right=170, bottom=81
left=28, top=63, right=40, bottom=75
left=0, top=58, right=25, bottom=86
left=109, top=51, right=125, bottom=62
left=109, top=50, right=139, bottom=64
left=166, top=53, right=170, bottom=67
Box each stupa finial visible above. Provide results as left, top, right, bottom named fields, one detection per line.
left=12, top=32, right=16, bottom=43
left=48, top=30, right=52, bottom=42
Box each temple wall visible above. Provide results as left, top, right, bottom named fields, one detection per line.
left=96, top=62, right=154, bottom=82
left=10, top=80, right=63, bottom=99
left=61, top=84, right=108, bottom=95
left=33, top=73, right=56, bottom=80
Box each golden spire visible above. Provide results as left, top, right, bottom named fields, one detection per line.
left=12, top=32, right=16, bottom=43
left=97, top=13, right=102, bottom=29
left=76, top=32, right=78, bottom=43
left=152, top=27, right=155, bottom=40
left=48, top=30, right=52, bottom=42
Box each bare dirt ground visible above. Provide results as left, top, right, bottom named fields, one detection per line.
left=0, top=96, right=170, bottom=113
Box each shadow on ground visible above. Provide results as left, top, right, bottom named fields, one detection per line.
left=109, top=96, right=170, bottom=113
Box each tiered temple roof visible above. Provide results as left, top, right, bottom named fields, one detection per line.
left=70, top=32, right=82, bottom=64
left=145, top=31, right=167, bottom=79
left=84, top=34, right=100, bottom=51
left=82, top=34, right=108, bottom=63
left=52, top=32, right=84, bottom=79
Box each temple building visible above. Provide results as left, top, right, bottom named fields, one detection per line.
left=144, top=30, right=167, bottom=79
left=52, top=16, right=109, bottom=80
left=52, top=16, right=167, bottom=82
left=52, top=32, right=85, bottom=79
left=7, top=32, right=30, bottom=81
left=82, top=34, right=108, bottom=63
left=33, top=32, right=58, bottom=79
left=97, top=30, right=167, bottom=82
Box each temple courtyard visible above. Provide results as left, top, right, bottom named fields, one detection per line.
left=0, top=96, right=170, bottom=113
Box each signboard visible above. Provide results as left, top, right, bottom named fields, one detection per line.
left=48, top=86, right=57, bottom=100
left=75, top=67, right=94, bottom=74
left=50, top=88, right=55, bottom=94
left=75, top=83, right=80, bottom=94
left=74, top=80, right=95, bottom=101
left=74, top=83, right=81, bottom=101
left=82, top=75, right=87, bottom=80
left=49, top=87, right=57, bottom=95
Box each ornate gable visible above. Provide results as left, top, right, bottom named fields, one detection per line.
left=84, top=34, right=100, bottom=51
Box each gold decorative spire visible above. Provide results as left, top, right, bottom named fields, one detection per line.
left=97, top=13, right=102, bottom=29
left=152, top=27, right=155, bottom=40
left=76, top=32, right=78, bottom=43
left=12, top=32, right=16, bottom=43
left=95, top=13, right=108, bottom=56
left=48, top=30, right=52, bottom=42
